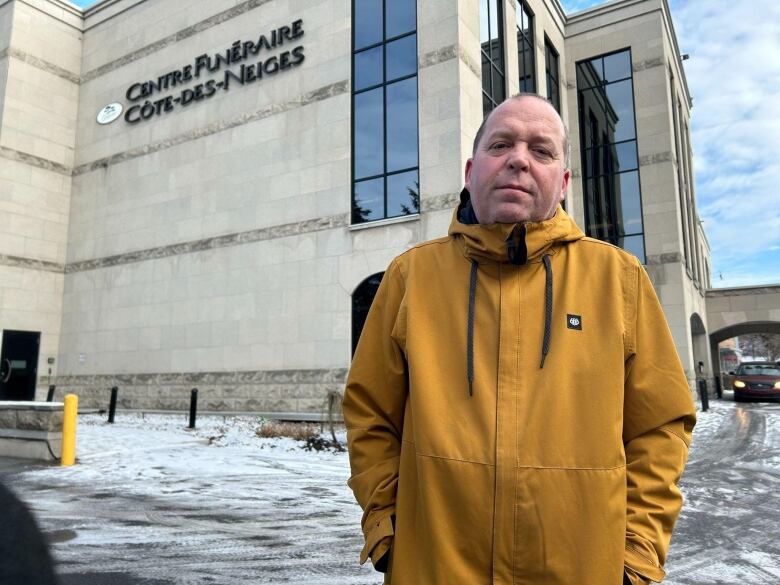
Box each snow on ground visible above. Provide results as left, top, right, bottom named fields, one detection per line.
left=12, top=413, right=379, bottom=585
left=6, top=400, right=779, bottom=584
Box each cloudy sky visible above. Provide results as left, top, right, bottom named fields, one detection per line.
left=68, top=0, right=779, bottom=288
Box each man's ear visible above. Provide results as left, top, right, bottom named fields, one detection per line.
left=464, top=159, right=473, bottom=191
left=559, top=169, right=571, bottom=202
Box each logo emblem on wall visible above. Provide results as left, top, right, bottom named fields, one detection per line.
left=96, top=103, right=123, bottom=125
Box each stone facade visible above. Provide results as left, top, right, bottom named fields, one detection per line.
left=0, top=0, right=713, bottom=414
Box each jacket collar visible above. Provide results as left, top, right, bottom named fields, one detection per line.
left=448, top=188, right=585, bottom=264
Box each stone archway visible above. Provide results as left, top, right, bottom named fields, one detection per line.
left=709, top=321, right=780, bottom=376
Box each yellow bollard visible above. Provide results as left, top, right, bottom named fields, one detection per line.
left=61, top=394, right=78, bottom=466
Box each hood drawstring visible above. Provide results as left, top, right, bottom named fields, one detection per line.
left=540, top=254, right=553, bottom=369
left=467, top=260, right=478, bottom=397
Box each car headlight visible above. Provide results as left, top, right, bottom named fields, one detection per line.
left=775, top=381, right=780, bottom=389
left=734, top=380, right=746, bottom=389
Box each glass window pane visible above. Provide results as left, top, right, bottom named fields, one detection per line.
left=616, top=171, right=643, bottom=235
left=386, top=34, right=417, bottom=81
left=386, top=78, right=418, bottom=172
left=480, top=0, right=489, bottom=44
left=517, top=3, right=532, bottom=33
left=387, top=170, right=419, bottom=217
left=354, top=0, right=383, bottom=50
left=489, top=0, right=502, bottom=63
left=386, top=0, right=416, bottom=38
left=604, top=50, right=631, bottom=83
left=612, top=141, right=638, bottom=172
left=354, top=46, right=383, bottom=91
left=577, top=58, right=603, bottom=89
left=492, top=67, right=505, bottom=103
left=482, top=52, right=492, bottom=92
left=619, top=234, right=645, bottom=263
left=605, top=79, right=636, bottom=142
left=489, top=0, right=500, bottom=41
left=483, top=92, right=493, bottom=115
left=353, top=178, right=384, bottom=223
left=354, top=88, right=384, bottom=179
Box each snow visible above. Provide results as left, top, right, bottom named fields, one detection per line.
left=6, top=401, right=779, bottom=584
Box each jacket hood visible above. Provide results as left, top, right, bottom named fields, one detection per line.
left=448, top=188, right=585, bottom=264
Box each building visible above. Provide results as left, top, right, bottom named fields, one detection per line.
left=0, top=0, right=711, bottom=415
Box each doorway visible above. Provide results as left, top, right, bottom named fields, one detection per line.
left=0, top=330, right=41, bottom=401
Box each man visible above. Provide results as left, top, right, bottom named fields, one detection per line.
left=343, top=94, right=696, bottom=585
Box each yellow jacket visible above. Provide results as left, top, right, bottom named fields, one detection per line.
left=344, top=199, right=696, bottom=584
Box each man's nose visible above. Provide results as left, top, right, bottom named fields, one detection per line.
left=506, top=143, right=530, bottom=171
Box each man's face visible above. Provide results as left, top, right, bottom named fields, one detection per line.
left=464, top=97, right=570, bottom=224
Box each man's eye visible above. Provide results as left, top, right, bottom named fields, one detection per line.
left=490, top=142, right=509, bottom=150
left=533, top=147, right=553, bottom=157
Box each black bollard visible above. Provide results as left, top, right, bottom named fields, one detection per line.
left=715, top=376, right=723, bottom=399
left=46, top=385, right=56, bottom=402
left=697, top=379, right=709, bottom=412
left=188, top=388, right=198, bottom=429
left=108, top=386, right=118, bottom=423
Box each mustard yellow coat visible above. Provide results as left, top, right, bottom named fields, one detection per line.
left=344, top=203, right=695, bottom=585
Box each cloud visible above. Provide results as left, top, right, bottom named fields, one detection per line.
left=672, top=0, right=780, bottom=284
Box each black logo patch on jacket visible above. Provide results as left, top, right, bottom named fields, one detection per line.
left=567, top=314, right=582, bottom=330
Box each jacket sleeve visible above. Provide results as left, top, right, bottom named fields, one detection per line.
left=342, top=258, right=409, bottom=570
left=622, top=262, right=696, bottom=583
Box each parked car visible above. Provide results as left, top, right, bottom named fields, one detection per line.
left=730, top=362, right=780, bottom=402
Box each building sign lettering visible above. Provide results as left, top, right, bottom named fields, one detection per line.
left=123, top=19, right=305, bottom=124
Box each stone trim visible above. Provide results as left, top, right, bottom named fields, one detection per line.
left=458, top=45, right=481, bottom=79
left=80, top=0, right=275, bottom=83
left=0, top=145, right=71, bottom=176
left=633, top=57, right=664, bottom=73
left=0, top=253, right=66, bottom=274
left=421, top=192, right=459, bottom=213
left=1, top=46, right=80, bottom=84
left=646, top=252, right=683, bottom=265
left=419, top=44, right=457, bottom=69
left=638, top=151, right=672, bottom=166
left=54, top=367, right=348, bottom=386
left=66, top=213, right=349, bottom=273
left=72, top=79, right=349, bottom=175
left=571, top=151, right=673, bottom=178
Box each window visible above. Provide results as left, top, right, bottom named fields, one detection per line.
left=480, top=0, right=506, bottom=114
left=576, top=49, right=646, bottom=263
left=544, top=37, right=560, bottom=112
left=516, top=1, right=535, bottom=92
left=352, top=0, right=419, bottom=224
left=352, top=272, right=384, bottom=355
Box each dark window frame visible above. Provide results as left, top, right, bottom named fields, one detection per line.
left=480, top=0, right=506, bottom=115
left=576, top=47, right=647, bottom=263
left=544, top=35, right=560, bottom=112
left=351, top=0, right=420, bottom=225
left=516, top=1, right=535, bottom=93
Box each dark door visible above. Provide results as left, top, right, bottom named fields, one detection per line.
left=0, top=330, right=40, bottom=401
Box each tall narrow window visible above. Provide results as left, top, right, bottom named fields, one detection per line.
left=545, top=37, right=560, bottom=112
left=352, top=0, right=419, bottom=225
left=576, top=48, right=646, bottom=263
left=480, top=0, right=506, bottom=114
left=669, top=70, right=691, bottom=272
left=516, top=1, right=535, bottom=92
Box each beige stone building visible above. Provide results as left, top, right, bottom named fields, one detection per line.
left=0, top=0, right=710, bottom=415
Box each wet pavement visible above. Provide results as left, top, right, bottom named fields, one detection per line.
left=664, top=396, right=780, bottom=584
left=1, top=397, right=778, bottom=585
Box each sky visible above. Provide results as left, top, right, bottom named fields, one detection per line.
left=66, top=0, right=779, bottom=288
left=562, top=0, right=780, bottom=287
